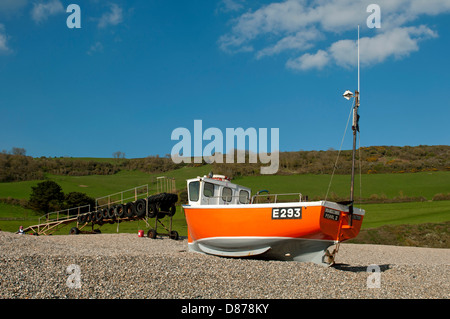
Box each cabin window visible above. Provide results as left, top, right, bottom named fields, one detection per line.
left=188, top=181, right=200, bottom=202
left=239, top=190, right=250, bottom=204
left=204, top=182, right=215, bottom=198
left=222, top=187, right=232, bottom=202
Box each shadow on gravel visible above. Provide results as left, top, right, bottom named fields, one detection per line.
left=332, top=263, right=391, bottom=273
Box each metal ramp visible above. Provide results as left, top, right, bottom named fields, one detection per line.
left=22, top=204, right=92, bottom=236
left=23, top=216, right=78, bottom=235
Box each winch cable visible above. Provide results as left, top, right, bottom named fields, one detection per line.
left=325, top=98, right=355, bottom=201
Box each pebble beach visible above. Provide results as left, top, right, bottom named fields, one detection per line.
left=0, top=231, right=449, bottom=299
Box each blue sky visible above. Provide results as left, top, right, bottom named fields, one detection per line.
left=0, top=0, right=449, bottom=159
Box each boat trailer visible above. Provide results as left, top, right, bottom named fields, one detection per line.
left=22, top=188, right=179, bottom=239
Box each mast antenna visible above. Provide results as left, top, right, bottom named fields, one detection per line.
left=340, top=26, right=361, bottom=226
left=349, top=26, right=361, bottom=225
left=358, top=25, right=360, bottom=95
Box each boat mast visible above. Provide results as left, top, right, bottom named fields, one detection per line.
left=348, top=25, right=360, bottom=226
left=349, top=26, right=360, bottom=224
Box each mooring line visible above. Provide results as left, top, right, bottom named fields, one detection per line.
left=325, top=98, right=355, bottom=201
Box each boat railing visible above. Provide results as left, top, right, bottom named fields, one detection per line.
left=251, top=193, right=304, bottom=204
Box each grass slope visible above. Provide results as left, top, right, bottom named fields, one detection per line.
left=0, top=169, right=448, bottom=201
left=358, top=201, right=450, bottom=229
left=235, top=171, right=450, bottom=200
left=0, top=166, right=212, bottom=199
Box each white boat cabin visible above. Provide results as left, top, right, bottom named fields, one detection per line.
left=186, top=175, right=252, bottom=206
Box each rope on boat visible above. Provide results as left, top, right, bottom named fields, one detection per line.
left=325, top=98, right=355, bottom=201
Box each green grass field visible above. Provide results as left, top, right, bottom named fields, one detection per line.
left=0, top=168, right=449, bottom=243
left=0, top=168, right=448, bottom=200
left=236, top=171, right=450, bottom=200
left=0, top=165, right=212, bottom=199
left=357, top=200, right=450, bottom=228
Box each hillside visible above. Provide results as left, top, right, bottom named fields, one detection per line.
left=214, top=144, right=450, bottom=177
left=1, top=145, right=449, bottom=183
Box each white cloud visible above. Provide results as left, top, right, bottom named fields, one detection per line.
left=87, top=42, right=104, bottom=55
left=223, top=0, right=308, bottom=49
left=31, top=0, right=64, bottom=23
left=286, top=49, right=329, bottom=70
left=288, top=25, right=438, bottom=71
left=98, top=4, right=123, bottom=28
left=256, top=28, right=322, bottom=59
left=219, top=0, right=450, bottom=71
left=0, top=24, right=12, bottom=54
left=218, top=0, right=245, bottom=13
left=330, top=26, right=437, bottom=68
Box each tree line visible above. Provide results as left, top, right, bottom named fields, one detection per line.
left=0, top=145, right=448, bottom=183
left=211, top=145, right=450, bottom=178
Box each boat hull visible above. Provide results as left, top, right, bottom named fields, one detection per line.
left=183, top=201, right=364, bottom=265
left=188, top=236, right=336, bottom=265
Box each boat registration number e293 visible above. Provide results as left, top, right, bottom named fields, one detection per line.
left=272, top=207, right=302, bottom=219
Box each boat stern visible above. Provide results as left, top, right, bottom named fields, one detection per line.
left=319, top=202, right=365, bottom=242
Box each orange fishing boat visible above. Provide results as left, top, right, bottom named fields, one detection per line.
left=183, top=174, right=364, bottom=266
left=183, top=29, right=364, bottom=266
